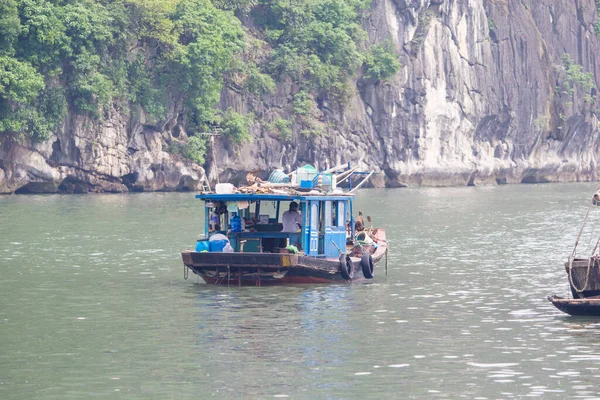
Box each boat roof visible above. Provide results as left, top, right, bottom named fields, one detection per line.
left=195, top=192, right=355, bottom=202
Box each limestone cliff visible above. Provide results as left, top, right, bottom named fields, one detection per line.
left=216, top=0, right=600, bottom=187
left=2, top=0, right=599, bottom=193
left=0, top=105, right=204, bottom=194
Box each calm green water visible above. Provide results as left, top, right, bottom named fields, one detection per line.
left=2, top=184, right=600, bottom=399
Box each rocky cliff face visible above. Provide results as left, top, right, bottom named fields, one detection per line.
left=0, top=104, right=204, bottom=194
left=2, top=0, right=599, bottom=193
left=216, top=0, right=600, bottom=187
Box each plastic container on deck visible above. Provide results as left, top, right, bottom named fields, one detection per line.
left=230, top=213, right=242, bottom=233
left=268, top=169, right=290, bottom=183
left=296, top=165, right=318, bottom=183
left=210, top=240, right=228, bottom=252
left=314, top=173, right=333, bottom=192
left=215, top=183, right=235, bottom=194
left=300, top=180, right=313, bottom=189
left=209, top=233, right=229, bottom=252
left=195, top=240, right=210, bottom=252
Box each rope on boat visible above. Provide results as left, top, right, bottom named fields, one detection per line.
left=568, top=257, right=593, bottom=294
left=570, top=238, right=600, bottom=294
left=567, top=189, right=600, bottom=294
left=569, top=191, right=596, bottom=261
left=385, top=247, right=389, bottom=276
left=584, top=209, right=600, bottom=249
left=184, top=265, right=189, bottom=280
left=330, top=239, right=344, bottom=255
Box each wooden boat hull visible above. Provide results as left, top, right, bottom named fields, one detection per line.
left=548, top=295, right=600, bottom=316
left=565, top=258, right=600, bottom=298
left=198, top=263, right=364, bottom=285
left=181, top=234, right=387, bottom=286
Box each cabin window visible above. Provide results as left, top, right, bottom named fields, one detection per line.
left=325, top=201, right=332, bottom=227
left=311, top=203, right=318, bottom=228
left=241, top=201, right=284, bottom=233
left=337, top=201, right=345, bottom=227
left=257, top=201, right=278, bottom=223
left=207, top=202, right=228, bottom=233
left=331, top=202, right=337, bottom=226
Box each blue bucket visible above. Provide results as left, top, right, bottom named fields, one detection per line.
left=210, top=239, right=228, bottom=252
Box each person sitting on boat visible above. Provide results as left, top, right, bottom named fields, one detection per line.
left=282, top=201, right=302, bottom=232
left=209, top=213, right=219, bottom=232
left=356, top=211, right=365, bottom=231
left=209, top=224, right=223, bottom=236
left=355, top=220, right=364, bottom=232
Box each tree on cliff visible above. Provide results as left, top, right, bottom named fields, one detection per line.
left=0, top=0, right=399, bottom=164
left=0, top=0, right=244, bottom=142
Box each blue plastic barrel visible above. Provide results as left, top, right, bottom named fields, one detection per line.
left=210, top=239, right=228, bottom=252
left=195, top=240, right=210, bottom=252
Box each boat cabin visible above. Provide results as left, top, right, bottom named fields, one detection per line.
left=195, top=193, right=355, bottom=258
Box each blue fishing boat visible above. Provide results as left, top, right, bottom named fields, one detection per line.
left=181, top=165, right=388, bottom=285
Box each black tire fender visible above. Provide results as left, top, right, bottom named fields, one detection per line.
left=339, top=254, right=354, bottom=280
left=361, top=253, right=374, bottom=279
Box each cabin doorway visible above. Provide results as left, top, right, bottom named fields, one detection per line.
left=324, top=201, right=346, bottom=258
left=305, top=201, right=320, bottom=256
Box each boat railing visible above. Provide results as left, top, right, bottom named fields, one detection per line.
left=198, top=231, right=300, bottom=254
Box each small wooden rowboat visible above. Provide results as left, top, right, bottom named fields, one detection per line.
left=547, top=295, right=600, bottom=316
left=549, top=189, right=600, bottom=316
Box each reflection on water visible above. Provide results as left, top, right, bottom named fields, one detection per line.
left=2, top=184, right=600, bottom=398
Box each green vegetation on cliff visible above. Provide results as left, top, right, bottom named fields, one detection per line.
left=258, top=0, right=369, bottom=96
left=595, top=0, right=600, bottom=39
left=0, top=0, right=244, bottom=143
left=0, top=0, right=400, bottom=161
left=560, top=54, right=597, bottom=105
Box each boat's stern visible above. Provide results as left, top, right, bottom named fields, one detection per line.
left=182, top=251, right=300, bottom=285
left=182, top=250, right=298, bottom=268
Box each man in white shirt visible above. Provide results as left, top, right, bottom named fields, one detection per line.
left=282, top=201, right=302, bottom=232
